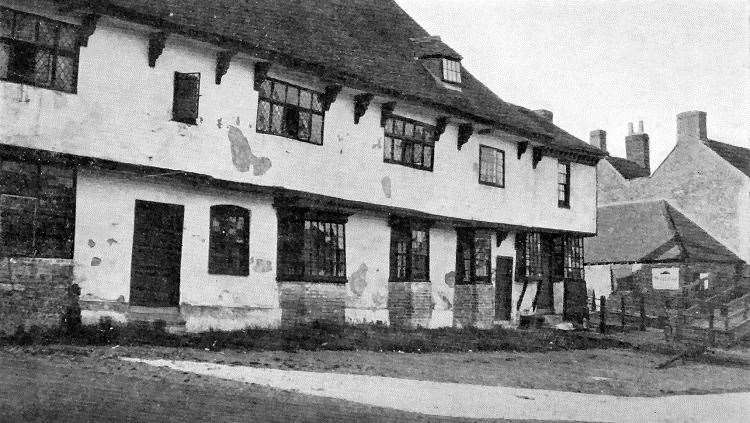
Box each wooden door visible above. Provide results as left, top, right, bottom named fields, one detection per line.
left=495, top=256, right=514, bottom=320
left=129, top=200, right=184, bottom=307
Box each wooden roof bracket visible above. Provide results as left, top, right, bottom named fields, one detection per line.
left=353, top=93, right=374, bottom=124
left=380, top=102, right=396, bottom=127
left=532, top=146, right=544, bottom=169
left=457, top=123, right=473, bottom=150
left=433, top=117, right=448, bottom=141
left=215, top=50, right=236, bottom=85
left=496, top=230, right=509, bottom=247
left=148, top=32, right=168, bottom=68
left=517, top=141, right=528, bottom=159
left=253, top=61, right=271, bottom=91
left=77, top=14, right=99, bottom=47
left=320, top=84, right=342, bottom=112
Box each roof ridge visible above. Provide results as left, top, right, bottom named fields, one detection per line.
left=661, top=202, right=687, bottom=261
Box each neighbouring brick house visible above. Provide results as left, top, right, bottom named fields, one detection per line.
left=584, top=112, right=749, bottom=319
left=0, top=0, right=604, bottom=333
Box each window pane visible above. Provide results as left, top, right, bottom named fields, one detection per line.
left=413, top=144, right=423, bottom=166
left=271, top=104, right=284, bottom=133
left=286, top=86, right=299, bottom=106
left=256, top=100, right=270, bottom=131
left=34, top=49, right=52, bottom=86
left=423, top=146, right=433, bottom=168
left=14, top=14, right=36, bottom=42
left=392, top=139, right=402, bottom=161
left=299, top=90, right=311, bottom=109
left=403, top=143, right=413, bottom=164
left=310, top=114, right=323, bottom=144
left=383, top=136, right=392, bottom=159
left=54, top=55, right=75, bottom=92
left=37, top=20, right=57, bottom=47
left=0, top=9, right=12, bottom=37
left=413, top=125, right=423, bottom=140
left=58, top=25, right=78, bottom=50
left=0, top=42, right=10, bottom=79
left=258, top=79, right=272, bottom=98
left=298, top=111, right=311, bottom=140
left=272, top=82, right=285, bottom=101
left=404, top=122, right=414, bottom=138
left=311, top=93, right=322, bottom=112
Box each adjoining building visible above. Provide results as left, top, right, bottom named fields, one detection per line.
left=0, top=0, right=604, bottom=333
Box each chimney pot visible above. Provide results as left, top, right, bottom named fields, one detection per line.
left=628, top=122, right=634, bottom=135
left=533, top=109, right=553, bottom=122
left=638, top=120, right=644, bottom=134
left=589, top=130, right=607, bottom=152
left=677, top=110, right=707, bottom=143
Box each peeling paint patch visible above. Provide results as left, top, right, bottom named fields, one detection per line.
left=381, top=176, right=392, bottom=198
left=91, top=257, right=102, bottom=266
left=251, top=258, right=273, bottom=273
left=444, top=271, right=455, bottom=288
left=350, top=263, right=368, bottom=296
left=87, top=239, right=96, bottom=248
left=236, top=116, right=241, bottom=125
left=372, top=138, right=382, bottom=149
left=228, top=126, right=272, bottom=175
left=106, top=238, right=118, bottom=246
left=217, top=118, right=223, bottom=129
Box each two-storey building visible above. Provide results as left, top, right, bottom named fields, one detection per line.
left=0, top=0, right=604, bottom=333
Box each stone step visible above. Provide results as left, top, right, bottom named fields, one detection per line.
left=126, top=306, right=186, bottom=333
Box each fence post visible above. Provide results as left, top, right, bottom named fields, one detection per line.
left=591, top=291, right=597, bottom=312
left=599, top=296, right=607, bottom=334
left=639, top=295, right=646, bottom=331
left=621, top=296, right=626, bottom=328
left=723, top=306, right=729, bottom=331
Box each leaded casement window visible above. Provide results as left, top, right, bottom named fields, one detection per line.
left=441, top=58, right=461, bottom=84
left=563, top=235, right=584, bottom=280
left=173, top=72, right=200, bottom=125
left=0, top=7, right=80, bottom=93
left=208, top=205, right=249, bottom=276
left=455, top=229, right=492, bottom=285
left=479, top=145, right=505, bottom=187
left=256, top=77, right=324, bottom=145
left=0, top=160, right=75, bottom=258
left=515, top=232, right=543, bottom=279
left=389, top=219, right=430, bottom=282
left=383, top=116, right=435, bottom=171
left=558, top=160, right=571, bottom=208
left=277, top=208, right=347, bottom=282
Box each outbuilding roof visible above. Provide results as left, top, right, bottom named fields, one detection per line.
left=585, top=200, right=741, bottom=265
left=605, top=156, right=650, bottom=179
left=705, top=139, right=750, bottom=177
left=60, top=0, right=604, bottom=159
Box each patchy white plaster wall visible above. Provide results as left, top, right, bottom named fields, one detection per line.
left=0, top=5, right=598, bottom=234
left=345, top=212, right=390, bottom=324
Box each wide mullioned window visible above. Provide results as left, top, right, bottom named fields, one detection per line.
left=383, top=116, right=435, bottom=171
left=0, top=7, right=79, bottom=93
left=558, top=160, right=571, bottom=208
left=456, top=229, right=491, bottom=285
left=256, top=78, right=324, bottom=145
left=389, top=219, right=430, bottom=282
left=208, top=205, right=249, bottom=276
left=277, top=209, right=346, bottom=282
left=479, top=145, right=505, bottom=187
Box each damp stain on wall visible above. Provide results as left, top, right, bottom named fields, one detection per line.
left=91, top=257, right=102, bottom=266
left=227, top=126, right=272, bottom=175
left=251, top=258, right=273, bottom=273
left=381, top=176, right=392, bottom=198
left=444, top=271, right=456, bottom=288
left=349, top=263, right=368, bottom=297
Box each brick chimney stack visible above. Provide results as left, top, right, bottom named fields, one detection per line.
left=589, top=129, right=607, bottom=152
left=625, top=120, right=650, bottom=174
left=677, top=111, right=707, bottom=143
left=533, top=109, right=553, bottom=122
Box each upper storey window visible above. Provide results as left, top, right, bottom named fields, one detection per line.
left=441, top=58, right=461, bottom=84
left=558, top=160, right=571, bottom=208
left=383, top=116, right=435, bottom=171
left=256, top=78, right=324, bottom=145
left=0, top=8, right=79, bottom=93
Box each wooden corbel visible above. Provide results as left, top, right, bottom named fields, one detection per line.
left=532, top=146, right=543, bottom=169
left=380, top=102, right=396, bottom=127
left=353, top=93, right=374, bottom=124
left=148, top=32, right=168, bottom=68
left=457, top=123, right=473, bottom=150
left=495, top=230, right=508, bottom=247
left=433, top=117, right=448, bottom=141
left=253, top=62, right=271, bottom=91
left=215, top=50, right=236, bottom=85
left=517, top=141, right=528, bottom=160
left=77, top=14, right=99, bottom=47
left=320, top=84, right=342, bottom=112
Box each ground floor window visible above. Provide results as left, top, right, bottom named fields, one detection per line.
left=516, top=232, right=584, bottom=280
left=208, top=205, right=250, bottom=276
left=456, top=228, right=492, bottom=284
left=0, top=159, right=75, bottom=258
left=277, top=208, right=347, bottom=282
left=389, top=218, right=430, bottom=282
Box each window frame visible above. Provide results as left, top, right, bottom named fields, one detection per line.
left=389, top=219, right=431, bottom=282
left=441, top=58, right=462, bottom=84
left=276, top=208, right=347, bottom=283
left=172, top=72, right=201, bottom=125
left=558, top=160, right=571, bottom=208
left=455, top=228, right=492, bottom=285
left=0, top=7, right=80, bottom=94
left=255, top=77, right=325, bottom=145
left=478, top=145, right=505, bottom=188
left=382, top=115, right=436, bottom=171
left=208, top=205, right=250, bottom=277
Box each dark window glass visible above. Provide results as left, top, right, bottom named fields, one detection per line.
left=558, top=160, right=571, bottom=208
left=0, top=160, right=75, bottom=258
left=389, top=220, right=430, bottom=282
left=0, top=7, right=79, bottom=93
left=564, top=236, right=584, bottom=279
left=208, top=205, right=250, bottom=276
left=455, top=229, right=491, bottom=284
left=515, top=232, right=542, bottom=279
left=277, top=209, right=346, bottom=282
left=173, top=72, right=200, bottom=125
left=442, top=58, right=462, bottom=84
left=256, top=78, right=325, bottom=145
left=479, top=145, right=505, bottom=187
left=383, top=116, right=435, bottom=171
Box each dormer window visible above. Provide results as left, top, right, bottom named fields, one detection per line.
left=442, top=58, right=461, bottom=84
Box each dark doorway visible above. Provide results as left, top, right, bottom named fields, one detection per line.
left=495, top=256, right=514, bottom=320
left=129, top=200, right=184, bottom=307
left=563, top=278, right=588, bottom=324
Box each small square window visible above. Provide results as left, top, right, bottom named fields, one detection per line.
left=172, top=72, right=200, bottom=125
left=442, top=58, right=462, bottom=84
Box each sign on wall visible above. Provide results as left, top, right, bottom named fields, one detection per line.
left=652, top=267, right=680, bottom=290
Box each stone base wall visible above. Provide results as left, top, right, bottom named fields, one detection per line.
left=453, top=284, right=494, bottom=329
left=0, top=258, right=75, bottom=334
left=387, top=282, right=432, bottom=328
left=278, top=282, right=347, bottom=326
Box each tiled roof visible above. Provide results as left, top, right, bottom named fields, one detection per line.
left=585, top=200, right=741, bottom=264
left=66, top=0, right=604, bottom=158
left=605, top=156, right=650, bottom=179
left=705, top=139, right=750, bottom=177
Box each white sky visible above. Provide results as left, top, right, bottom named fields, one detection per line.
left=395, top=0, right=748, bottom=168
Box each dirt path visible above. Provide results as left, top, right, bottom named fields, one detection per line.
left=126, top=357, right=750, bottom=422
